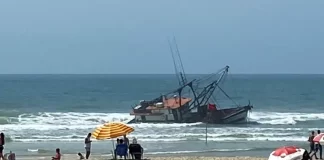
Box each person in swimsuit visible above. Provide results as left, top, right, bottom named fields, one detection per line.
left=84, top=133, right=92, bottom=159
left=0, top=133, right=5, bottom=160
left=52, top=148, right=61, bottom=160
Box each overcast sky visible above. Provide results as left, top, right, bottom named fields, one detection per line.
left=0, top=0, right=323, bottom=74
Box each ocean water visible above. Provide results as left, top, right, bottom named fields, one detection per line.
left=0, top=74, right=324, bottom=157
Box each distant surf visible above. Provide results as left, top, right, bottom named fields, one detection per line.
left=0, top=111, right=323, bottom=143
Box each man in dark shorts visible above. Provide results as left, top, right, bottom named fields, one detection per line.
left=309, top=131, right=319, bottom=159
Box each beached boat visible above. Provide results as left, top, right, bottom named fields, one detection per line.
left=128, top=38, right=253, bottom=124
left=128, top=66, right=253, bottom=124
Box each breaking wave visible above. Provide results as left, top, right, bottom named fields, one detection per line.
left=0, top=111, right=323, bottom=143
left=249, top=111, right=324, bottom=125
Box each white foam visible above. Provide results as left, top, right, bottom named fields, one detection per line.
left=199, top=136, right=309, bottom=142
left=2, top=111, right=324, bottom=143
left=249, top=111, right=324, bottom=125
left=148, top=148, right=253, bottom=154
left=27, top=149, right=39, bottom=152
left=0, top=112, right=134, bottom=131
left=128, top=122, right=202, bottom=128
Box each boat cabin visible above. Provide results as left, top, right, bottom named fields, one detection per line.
left=130, top=95, right=192, bottom=123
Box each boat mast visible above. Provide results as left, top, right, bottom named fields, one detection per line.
left=168, top=37, right=190, bottom=122
left=168, top=36, right=187, bottom=87
left=173, top=36, right=187, bottom=86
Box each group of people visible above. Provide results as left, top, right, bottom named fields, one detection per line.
left=308, top=130, right=323, bottom=159
left=52, top=133, right=90, bottom=160
left=51, top=132, right=99, bottom=160
left=0, top=131, right=142, bottom=160
left=80, top=133, right=143, bottom=160
left=114, top=135, right=143, bottom=160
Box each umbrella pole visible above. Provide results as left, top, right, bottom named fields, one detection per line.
left=205, top=122, right=208, bottom=146
left=112, top=139, right=115, bottom=159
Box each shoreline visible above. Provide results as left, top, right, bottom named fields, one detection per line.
left=5, top=140, right=301, bottom=157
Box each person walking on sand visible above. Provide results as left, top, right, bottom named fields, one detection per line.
left=308, top=131, right=319, bottom=159
left=84, top=133, right=92, bottom=159
left=316, top=130, right=323, bottom=159
left=0, top=133, right=5, bottom=160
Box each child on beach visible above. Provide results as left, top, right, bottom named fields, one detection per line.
left=0, top=133, right=5, bottom=160
left=7, top=151, right=16, bottom=160
left=52, top=148, right=61, bottom=160
left=78, top=152, right=85, bottom=159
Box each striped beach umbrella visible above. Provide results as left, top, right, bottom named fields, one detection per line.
left=92, top=122, right=134, bottom=140
left=313, top=133, right=324, bottom=143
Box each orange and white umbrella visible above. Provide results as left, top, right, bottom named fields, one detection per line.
left=313, top=133, right=324, bottom=143
left=268, top=146, right=305, bottom=160
left=92, top=122, right=134, bottom=140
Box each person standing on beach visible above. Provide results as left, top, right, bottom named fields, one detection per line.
left=316, top=130, right=323, bottom=159
left=84, top=133, right=92, bottom=159
left=0, top=133, right=5, bottom=160
left=123, top=135, right=130, bottom=157
left=123, top=135, right=129, bottom=147
left=308, top=131, right=319, bottom=159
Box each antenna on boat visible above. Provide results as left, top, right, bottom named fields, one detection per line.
left=168, top=38, right=181, bottom=85
left=168, top=36, right=187, bottom=87
left=173, top=36, right=187, bottom=85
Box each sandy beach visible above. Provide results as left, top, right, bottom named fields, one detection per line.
left=15, top=154, right=268, bottom=160
left=146, top=156, right=267, bottom=160
left=16, top=154, right=267, bottom=160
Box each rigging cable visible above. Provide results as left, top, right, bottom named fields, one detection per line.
left=216, top=85, right=239, bottom=107
left=168, top=39, right=181, bottom=86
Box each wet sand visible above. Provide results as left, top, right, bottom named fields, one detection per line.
left=147, top=156, right=268, bottom=160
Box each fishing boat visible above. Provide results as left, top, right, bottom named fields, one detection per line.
left=128, top=38, right=253, bottom=124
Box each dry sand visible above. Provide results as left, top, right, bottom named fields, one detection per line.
left=147, top=156, right=267, bottom=160
left=16, top=154, right=268, bottom=160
